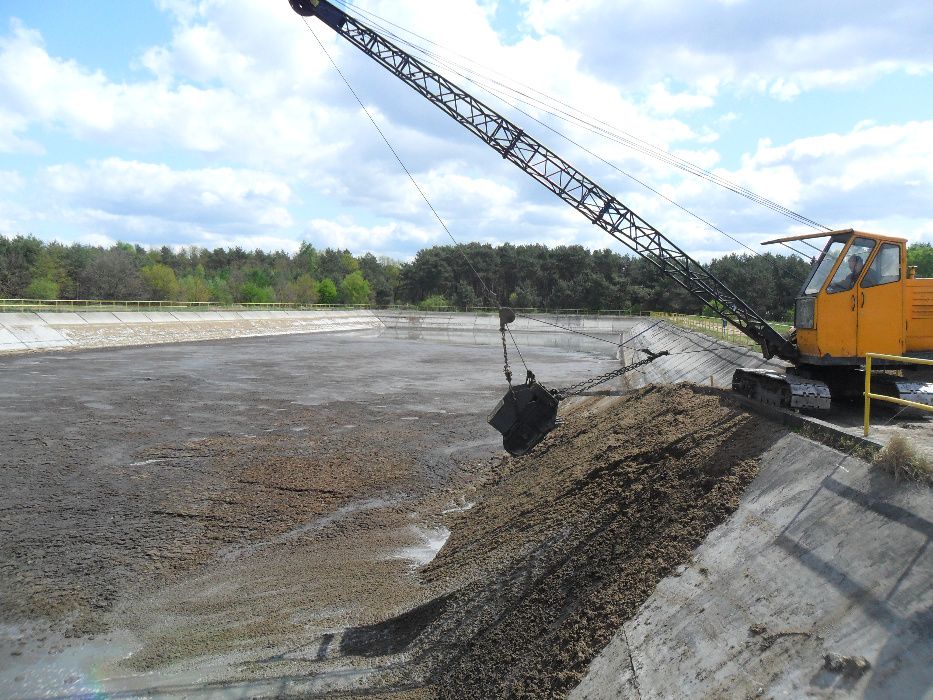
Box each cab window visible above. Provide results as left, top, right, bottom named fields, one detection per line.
left=803, top=240, right=845, bottom=295
left=826, top=238, right=876, bottom=293
left=861, top=243, right=901, bottom=288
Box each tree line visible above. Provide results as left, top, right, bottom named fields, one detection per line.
left=2, top=235, right=931, bottom=320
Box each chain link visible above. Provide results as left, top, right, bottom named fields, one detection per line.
left=501, top=326, right=513, bottom=386
left=555, top=351, right=668, bottom=398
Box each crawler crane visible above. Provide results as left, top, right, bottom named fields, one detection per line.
left=288, top=0, right=933, bottom=453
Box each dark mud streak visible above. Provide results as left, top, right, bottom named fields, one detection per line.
left=328, top=385, right=783, bottom=699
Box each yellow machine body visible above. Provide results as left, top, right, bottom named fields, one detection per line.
left=794, top=230, right=933, bottom=364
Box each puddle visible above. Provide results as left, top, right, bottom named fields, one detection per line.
left=442, top=501, right=475, bottom=515
left=129, top=458, right=172, bottom=467
left=395, top=526, right=451, bottom=566
left=0, top=624, right=141, bottom=700
left=221, top=497, right=404, bottom=561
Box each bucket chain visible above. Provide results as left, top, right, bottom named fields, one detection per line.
left=500, top=326, right=513, bottom=386
left=555, top=350, right=668, bottom=399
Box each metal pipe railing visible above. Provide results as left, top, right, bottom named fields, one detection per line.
left=864, top=353, right=933, bottom=436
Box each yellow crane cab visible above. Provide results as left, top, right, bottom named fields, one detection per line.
left=766, top=229, right=933, bottom=366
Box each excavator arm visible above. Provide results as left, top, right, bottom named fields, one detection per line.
left=289, top=0, right=797, bottom=363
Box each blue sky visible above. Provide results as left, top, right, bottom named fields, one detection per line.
left=1, top=0, right=932, bottom=261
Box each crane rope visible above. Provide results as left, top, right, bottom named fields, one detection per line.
left=301, top=10, right=798, bottom=390
left=305, top=18, right=542, bottom=386
left=302, top=19, right=500, bottom=304
left=327, top=0, right=816, bottom=261
left=329, top=0, right=831, bottom=236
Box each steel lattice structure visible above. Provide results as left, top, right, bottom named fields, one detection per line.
left=291, top=0, right=797, bottom=362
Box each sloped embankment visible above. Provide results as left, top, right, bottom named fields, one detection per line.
left=344, top=384, right=784, bottom=698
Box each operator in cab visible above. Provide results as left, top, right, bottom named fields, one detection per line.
left=843, top=254, right=864, bottom=288
left=828, top=253, right=874, bottom=292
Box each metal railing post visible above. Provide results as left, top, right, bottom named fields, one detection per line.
left=864, top=354, right=872, bottom=437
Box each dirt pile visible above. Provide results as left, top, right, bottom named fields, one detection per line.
left=356, top=384, right=783, bottom=698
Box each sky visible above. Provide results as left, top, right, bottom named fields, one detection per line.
left=1, top=0, right=932, bottom=262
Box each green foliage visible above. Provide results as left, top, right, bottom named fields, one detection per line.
left=295, top=242, right=320, bottom=278
left=246, top=268, right=273, bottom=288
left=293, top=274, right=319, bottom=305
left=320, top=249, right=359, bottom=281
left=419, top=294, right=449, bottom=310
left=908, top=243, right=933, bottom=277
left=25, top=277, right=59, bottom=299
left=339, top=271, right=372, bottom=305
left=317, top=278, right=338, bottom=304
left=701, top=300, right=725, bottom=317
left=0, top=234, right=817, bottom=318
left=32, top=246, right=71, bottom=296
left=78, top=249, right=144, bottom=300
left=239, top=282, right=276, bottom=304
left=358, top=252, right=399, bottom=304
left=179, top=274, right=211, bottom=302
left=0, top=235, right=43, bottom=297
left=140, top=263, right=179, bottom=300
left=208, top=277, right=233, bottom=305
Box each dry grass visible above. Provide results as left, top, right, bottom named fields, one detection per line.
left=873, top=435, right=933, bottom=485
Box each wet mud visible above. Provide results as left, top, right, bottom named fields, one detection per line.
left=0, top=334, right=781, bottom=698
left=374, top=384, right=780, bottom=698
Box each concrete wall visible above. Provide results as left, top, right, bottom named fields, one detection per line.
left=617, top=318, right=786, bottom=389
left=0, top=310, right=384, bottom=354
left=571, top=431, right=933, bottom=699
left=376, top=310, right=639, bottom=335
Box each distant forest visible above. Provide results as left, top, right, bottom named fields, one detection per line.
left=2, top=235, right=932, bottom=320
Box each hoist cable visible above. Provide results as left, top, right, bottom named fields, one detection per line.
left=302, top=19, right=502, bottom=310
left=303, top=11, right=797, bottom=369
left=330, top=0, right=830, bottom=233
left=437, top=65, right=817, bottom=261
left=342, top=26, right=813, bottom=262
left=304, top=18, right=676, bottom=353
left=305, top=18, right=547, bottom=389
left=332, top=0, right=826, bottom=229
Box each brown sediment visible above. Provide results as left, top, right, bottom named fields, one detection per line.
left=338, top=384, right=781, bottom=698
left=2, top=373, right=781, bottom=698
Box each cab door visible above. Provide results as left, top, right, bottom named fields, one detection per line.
left=817, top=282, right=858, bottom=358
left=857, top=242, right=904, bottom=356
left=816, top=237, right=877, bottom=359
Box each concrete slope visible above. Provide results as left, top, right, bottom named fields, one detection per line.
left=0, top=310, right=384, bottom=354
left=571, top=433, right=932, bottom=699
left=619, top=319, right=786, bottom=389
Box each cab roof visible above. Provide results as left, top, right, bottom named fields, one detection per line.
left=761, top=228, right=907, bottom=246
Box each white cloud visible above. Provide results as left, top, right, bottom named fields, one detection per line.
left=33, top=158, right=293, bottom=247
left=0, top=170, right=23, bottom=192
left=624, top=119, right=933, bottom=256
left=304, top=217, right=435, bottom=258
left=646, top=83, right=716, bottom=115
left=0, top=0, right=931, bottom=258
left=523, top=0, right=933, bottom=96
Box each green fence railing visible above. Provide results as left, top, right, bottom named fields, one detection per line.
left=650, top=311, right=793, bottom=350
left=0, top=298, right=650, bottom=316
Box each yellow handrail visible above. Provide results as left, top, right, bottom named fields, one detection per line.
left=864, top=353, right=933, bottom=436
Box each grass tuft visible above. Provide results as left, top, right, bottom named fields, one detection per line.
left=873, top=435, right=932, bottom=485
